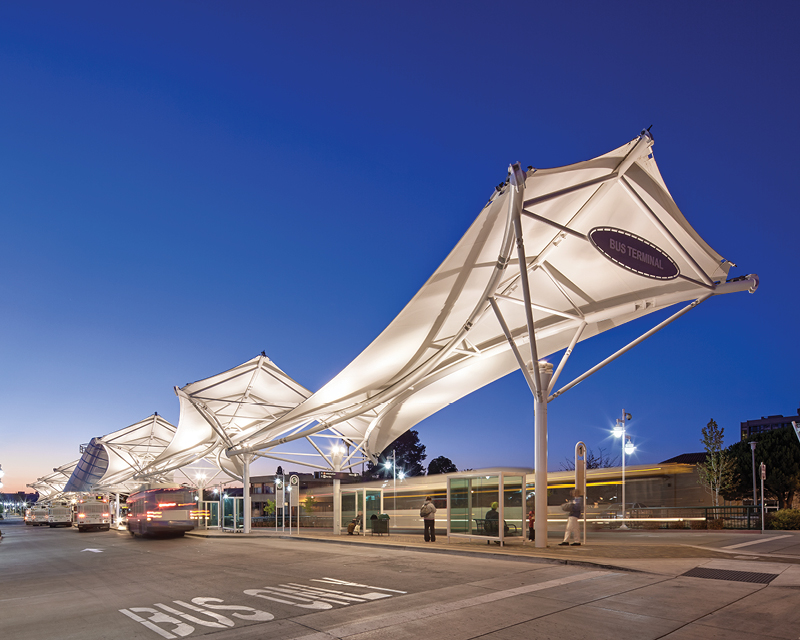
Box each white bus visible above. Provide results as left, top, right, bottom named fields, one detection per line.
left=25, top=505, right=50, bottom=526
left=48, top=502, right=73, bottom=528
left=75, top=495, right=111, bottom=532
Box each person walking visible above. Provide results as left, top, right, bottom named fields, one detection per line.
left=559, top=490, right=582, bottom=546
left=421, top=496, right=436, bottom=542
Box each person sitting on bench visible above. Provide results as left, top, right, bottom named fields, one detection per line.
left=347, top=512, right=362, bottom=535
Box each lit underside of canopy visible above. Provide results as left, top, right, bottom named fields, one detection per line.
left=139, top=354, right=376, bottom=479
left=63, top=413, right=179, bottom=493
left=226, top=132, right=757, bottom=462
left=28, top=460, right=78, bottom=502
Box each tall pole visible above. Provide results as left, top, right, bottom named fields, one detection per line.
left=332, top=444, right=343, bottom=535
left=760, top=462, right=766, bottom=534
left=534, top=362, right=553, bottom=548
left=575, top=441, right=587, bottom=545
left=621, top=412, right=627, bottom=530
left=752, top=445, right=757, bottom=508
left=242, top=454, right=253, bottom=534
left=392, top=449, right=396, bottom=515
left=615, top=409, right=632, bottom=530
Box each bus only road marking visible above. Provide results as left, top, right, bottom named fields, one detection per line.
left=119, top=577, right=407, bottom=638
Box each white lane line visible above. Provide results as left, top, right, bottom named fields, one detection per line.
left=722, top=535, right=792, bottom=550
left=292, top=571, right=611, bottom=640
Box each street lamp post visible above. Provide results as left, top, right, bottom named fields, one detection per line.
left=613, top=410, right=634, bottom=530
left=749, top=441, right=758, bottom=510
left=384, top=449, right=397, bottom=515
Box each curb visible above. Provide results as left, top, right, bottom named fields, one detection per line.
left=185, top=531, right=642, bottom=573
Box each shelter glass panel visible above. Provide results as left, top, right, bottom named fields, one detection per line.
left=472, top=476, right=500, bottom=536
left=365, top=489, right=382, bottom=530
left=341, top=491, right=357, bottom=529
left=449, top=478, right=470, bottom=535
left=502, top=475, right=524, bottom=538
left=223, top=497, right=243, bottom=530
left=199, top=500, right=219, bottom=528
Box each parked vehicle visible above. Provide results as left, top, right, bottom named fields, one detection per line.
left=48, top=502, right=73, bottom=528
left=25, top=505, right=50, bottom=526
left=127, top=487, right=198, bottom=537
left=75, top=495, right=111, bottom=532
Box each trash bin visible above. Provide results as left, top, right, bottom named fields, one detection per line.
left=372, top=513, right=390, bottom=535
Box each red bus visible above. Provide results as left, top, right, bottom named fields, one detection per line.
left=127, top=487, right=205, bottom=537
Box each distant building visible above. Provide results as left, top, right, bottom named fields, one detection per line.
left=740, top=406, right=800, bottom=440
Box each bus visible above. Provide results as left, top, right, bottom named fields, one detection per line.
left=127, top=487, right=203, bottom=537
left=48, top=502, right=73, bottom=528
left=75, top=495, right=111, bottom=532
left=25, top=505, right=49, bottom=526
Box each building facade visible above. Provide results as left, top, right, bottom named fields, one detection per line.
left=740, top=406, right=800, bottom=440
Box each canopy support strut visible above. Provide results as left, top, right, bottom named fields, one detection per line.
left=550, top=294, right=712, bottom=401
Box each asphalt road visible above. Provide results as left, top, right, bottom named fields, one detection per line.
left=2, top=518, right=800, bottom=640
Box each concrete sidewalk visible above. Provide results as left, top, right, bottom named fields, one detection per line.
left=186, top=526, right=800, bottom=577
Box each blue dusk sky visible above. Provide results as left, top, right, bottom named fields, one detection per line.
left=1, top=2, right=798, bottom=493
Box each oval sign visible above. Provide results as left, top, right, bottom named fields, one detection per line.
left=589, top=227, right=679, bottom=280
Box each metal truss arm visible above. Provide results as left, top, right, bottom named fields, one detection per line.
left=509, top=166, right=544, bottom=399
left=548, top=321, right=587, bottom=395
left=489, top=296, right=538, bottom=396
left=549, top=293, right=713, bottom=401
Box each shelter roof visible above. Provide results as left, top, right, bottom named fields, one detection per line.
left=229, top=133, right=756, bottom=460
left=64, top=413, right=177, bottom=493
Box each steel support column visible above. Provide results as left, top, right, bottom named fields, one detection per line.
left=242, top=453, right=253, bottom=534
left=534, top=362, right=553, bottom=548
left=331, top=445, right=343, bottom=535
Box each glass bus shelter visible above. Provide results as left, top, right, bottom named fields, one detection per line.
left=447, top=472, right=526, bottom=546
left=341, top=487, right=383, bottom=536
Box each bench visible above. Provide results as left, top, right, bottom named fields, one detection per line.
left=473, top=518, right=519, bottom=544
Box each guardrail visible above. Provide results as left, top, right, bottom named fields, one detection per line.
left=589, top=506, right=762, bottom=530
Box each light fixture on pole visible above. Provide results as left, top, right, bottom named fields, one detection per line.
left=612, top=410, right=633, bottom=530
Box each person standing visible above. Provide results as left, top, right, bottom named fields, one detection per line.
left=421, top=496, right=436, bottom=542
left=559, top=490, right=582, bottom=546
left=527, top=509, right=535, bottom=541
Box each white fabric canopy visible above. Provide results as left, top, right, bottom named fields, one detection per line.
left=142, top=354, right=320, bottom=479
left=63, top=414, right=177, bottom=493
left=29, top=460, right=78, bottom=502
left=228, top=133, right=757, bottom=460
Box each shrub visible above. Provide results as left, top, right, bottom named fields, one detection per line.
left=766, top=509, right=800, bottom=530
left=707, top=518, right=724, bottom=530
left=690, top=520, right=707, bottom=530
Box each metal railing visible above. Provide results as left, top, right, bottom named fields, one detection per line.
left=589, top=506, right=761, bottom=530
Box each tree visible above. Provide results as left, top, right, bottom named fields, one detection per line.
left=303, top=495, right=317, bottom=512
left=722, top=427, right=800, bottom=509
left=364, top=429, right=427, bottom=478
left=428, top=456, right=458, bottom=475
left=696, top=419, right=734, bottom=507
left=560, top=446, right=619, bottom=471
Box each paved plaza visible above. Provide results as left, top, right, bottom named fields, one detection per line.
left=2, top=517, right=799, bottom=639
